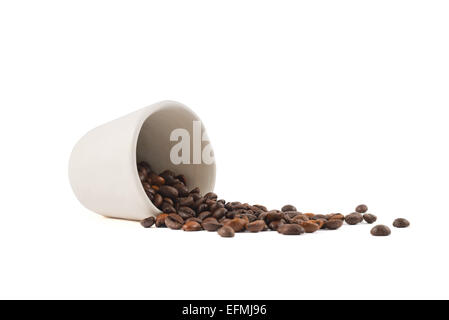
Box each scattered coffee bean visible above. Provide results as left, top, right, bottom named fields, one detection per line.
left=345, top=212, right=363, bottom=225
left=158, top=185, right=179, bottom=199
left=327, top=213, right=345, bottom=221
left=393, top=218, right=410, bottom=228
left=182, top=221, right=202, bottom=231
left=281, top=204, right=297, bottom=212
left=246, top=220, right=266, bottom=233
left=217, top=226, right=235, bottom=238
left=155, top=213, right=168, bottom=228
left=165, top=213, right=184, bottom=230
left=278, top=224, right=305, bottom=235
left=202, top=218, right=222, bottom=231
left=371, top=225, right=391, bottom=236
left=300, top=221, right=320, bottom=233
left=324, top=219, right=343, bottom=230
left=140, top=216, right=155, bottom=228
left=363, top=213, right=377, bottom=224
left=355, top=204, right=368, bottom=213
left=224, top=218, right=247, bottom=232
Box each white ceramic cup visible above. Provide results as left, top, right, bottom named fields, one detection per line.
left=68, top=100, right=216, bottom=221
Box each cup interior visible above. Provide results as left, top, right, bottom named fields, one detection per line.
left=136, top=103, right=216, bottom=201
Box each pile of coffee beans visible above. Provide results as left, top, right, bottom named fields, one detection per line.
left=137, top=162, right=410, bottom=238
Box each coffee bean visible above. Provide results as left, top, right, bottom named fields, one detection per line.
left=266, top=211, right=282, bottom=223
left=371, top=225, right=391, bottom=236
left=311, top=214, right=327, bottom=220
left=212, top=207, right=227, bottom=220
left=158, top=185, right=179, bottom=199
left=310, top=219, right=325, bottom=229
left=202, top=218, right=222, bottom=231
left=163, top=197, right=174, bottom=206
left=327, top=213, right=344, bottom=221
left=197, top=203, right=209, bottom=214
left=138, top=161, right=152, bottom=173
left=155, top=213, right=168, bottom=227
left=393, top=218, right=410, bottom=228
left=178, top=196, right=194, bottom=207
left=185, top=217, right=202, bottom=224
left=281, top=204, right=297, bottom=212
left=204, top=192, right=218, bottom=201
left=178, top=206, right=196, bottom=219
left=140, top=216, right=155, bottom=228
left=278, top=224, right=305, bottom=235
left=246, top=220, right=266, bottom=232
left=304, top=213, right=315, bottom=218
left=363, top=213, right=377, bottom=224
left=198, top=210, right=212, bottom=220
left=142, top=182, right=152, bottom=191
left=161, top=202, right=176, bottom=213
left=253, top=205, right=268, bottom=212
left=300, top=221, right=320, bottom=233
left=244, top=213, right=258, bottom=222
left=268, top=220, right=284, bottom=231
left=190, top=187, right=200, bottom=194
left=182, top=221, right=202, bottom=231
left=224, top=218, right=247, bottom=232
left=291, top=214, right=309, bottom=223
left=324, top=219, right=343, bottom=230
left=165, top=213, right=184, bottom=230
left=355, top=204, right=368, bottom=213
left=217, top=226, right=235, bottom=238
left=345, top=212, right=363, bottom=225
left=175, top=174, right=186, bottom=185
left=149, top=173, right=165, bottom=186
left=173, top=183, right=189, bottom=197
left=152, top=193, right=163, bottom=208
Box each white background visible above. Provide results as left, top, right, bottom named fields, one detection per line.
left=0, top=1, right=448, bottom=299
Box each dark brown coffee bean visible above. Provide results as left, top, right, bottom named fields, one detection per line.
left=140, top=216, right=155, bottom=228
left=371, top=225, right=391, bottom=236
left=283, top=211, right=302, bottom=219
left=197, top=203, right=209, bottom=214
left=345, top=212, right=363, bottom=225
left=291, top=214, right=309, bottom=223
left=192, top=197, right=205, bottom=208
left=191, top=193, right=202, bottom=201
left=246, top=220, right=266, bottom=233
left=138, top=161, right=152, bottom=173
left=393, top=218, right=410, bottom=228
left=173, top=183, right=189, bottom=197
left=178, top=206, right=196, bottom=219
left=159, top=169, right=175, bottom=179
left=158, top=185, right=179, bottom=199
left=182, top=221, right=202, bottom=231
left=217, top=226, right=235, bottom=238
left=278, top=224, right=305, bottom=235
left=212, top=207, right=227, bottom=220
left=244, top=213, right=258, bottom=222
left=324, top=219, right=343, bottom=230
left=161, top=202, right=176, bottom=213
left=202, top=218, right=222, bottom=231
left=155, top=213, right=168, bottom=227
left=149, top=173, right=165, bottom=186
left=178, top=196, right=194, bottom=207
left=163, top=197, right=174, bottom=206
left=253, top=204, right=268, bottom=212
left=142, top=182, right=152, bottom=191
left=268, top=220, right=284, bottom=231
left=152, top=193, right=163, bottom=208
left=327, top=213, right=345, bottom=221
left=138, top=168, right=148, bottom=182
left=145, top=190, right=155, bottom=201
left=312, top=214, right=327, bottom=220
left=281, top=204, right=297, bottom=212
left=363, top=213, right=377, bottom=224
left=266, top=211, right=282, bottom=223
left=300, top=221, right=320, bottom=233
left=165, top=213, right=184, bottom=230
left=175, top=174, right=186, bottom=185
left=310, top=219, right=325, bottom=229
left=224, top=218, right=247, bottom=232
left=190, top=187, right=201, bottom=194
left=185, top=217, right=202, bottom=224
left=204, top=192, right=218, bottom=201
left=198, top=211, right=212, bottom=220
left=355, top=204, right=368, bottom=213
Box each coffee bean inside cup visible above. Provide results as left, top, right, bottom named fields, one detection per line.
left=137, top=162, right=408, bottom=238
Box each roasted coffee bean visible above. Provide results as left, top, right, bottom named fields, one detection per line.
left=153, top=193, right=163, bottom=208
left=202, top=218, right=222, bottom=231
left=345, top=212, right=363, bottom=225
left=212, top=207, right=227, bottom=220
left=165, top=213, right=184, bottom=230
left=159, top=170, right=175, bottom=180
left=191, top=193, right=202, bottom=201
left=281, top=204, right=297, bottom=212
left=142, top=182, right=152, bottom=191
left=268, top=220, right=284, bottom=231
left=246, top=220, right=266, bottom=233
left=324, top=219, right=343, bottom=230
left=278, top=224, right=305, bottom=235
left=138, top=161, right=152, bottom=173
left=204, top=192, right=218, bottom=201
left=185, top=217, right=202, bottom=224
left=178, top=196, right=194, bottom=207
left=301, top=221, right=320, bottom=233
left=173, top=183, right=189, bottom=197
left=175, top=174, right=186, bottom=185
left=161, top=202, right=176, bottom=213
left=253, top=204, right=268, bottom=212
left=244, top=213, right=258, bottom=222
left=312, top=214, right=327, bottom=220
left=145, top=190, right=155, bottom=201
left=158, top=185, right=179, bottom=199
left=283, top=211, right=302, bottom=219
left=149, top=173, right=165, bottom=186
left=155, top=213, right=168, bottom=227
left=224, top=218, right=247, bottom=232
left=197, top=203, right=209, bottom=214
left=363, top=213, right=377, bottom=224
left=393, top=218, right=410, bottom=228
left=192, top=197, right=205, bottom=209
left=310, top=219, right=325, bottom=229
left=371, top=225, right=391, bottom=236
left=178, top=206, right=196, bottom=219
left=198, top=210, right=212, bottom=220
left=327, top=213, right=344, bottom=221
left=190, top=187, right=200, bottom=194
left=151, top=185, right=160, bottom=191
left=163, top=197, right=174, bottom=206
left=182, top=221, right=202, bottom=231
left=140, top=216, right=155, bottom=228
left=138, top=169, right=147, bottom=182
left=304, top=213, right=315, bottom=218
left=266, top=211, right=283, bottom=223
left=217, top=226, right=235, bottom=238
left=355, top=204, right=368, bottom=213
left=291, top=214, right=309, bottom=223
left=225, top=210, right=236, bottom=219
